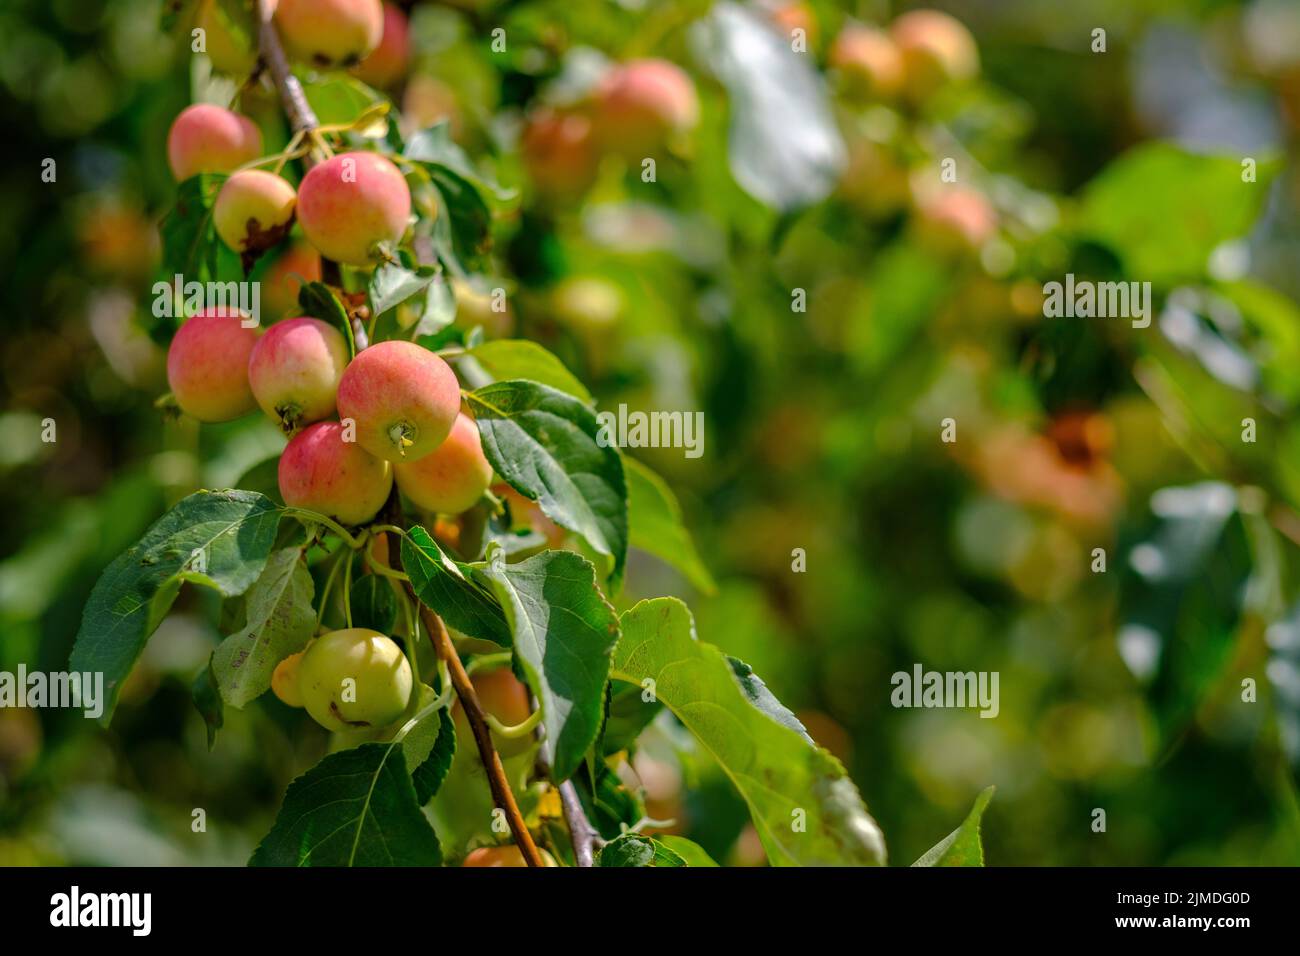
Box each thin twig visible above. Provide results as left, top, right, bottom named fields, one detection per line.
left=416, top=602, right=547, bottom=867
left=557, top=778, right=603, bottom=867
left=375, top=489, right=546, bottom=868
left=528, top=688, right=603, bottom=866
left=254, top=0, right=351, bottom=299
left=255, top=0, right=320, bottom=146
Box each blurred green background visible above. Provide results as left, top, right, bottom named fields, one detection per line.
left=3, top=0, right=1300, bottom=866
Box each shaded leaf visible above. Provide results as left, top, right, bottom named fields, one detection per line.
left=350, top=573, right=398, bottom=635
left=482, top=548, right=620, bottom=782
left=625, top=456, right=715, bottom=594
left=402, top=524, right=511, bottom=647
left=598, top=832, right=686, bottom=867
left=467, top=380, right=628, bottom=587
left=212, top=547, right=315, bottom=707
left=298, top=280, right=356, bottom=358
left=70, top=490, right=281, bottom=724
left=192, top=655, right=224, bottom=750
left=412, top=709, right=457, bottom=805
left=250, top=743, right=441, bottom=866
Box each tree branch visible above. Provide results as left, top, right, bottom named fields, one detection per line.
left=256, top=12, right=538, bottom=864
left=254, top=0, right=361, bottom=342
left=374, top=489, right=545, bottom=867
left=255, top=0, right=319, bottom=144
left=416, top=602, right=547, bottom=867
left=557, top=777, right=603, bottom=867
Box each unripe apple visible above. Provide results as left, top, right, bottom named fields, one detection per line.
left=462, top=845, right=559, bottom=867
left=830, top=24, right=903, bottom=100
left=276, top=0, right=383, bottom=68
left=297, top=628, right=413, bottom=731
left=214, top=170, right=297, bottom=255
left=248, top=317, right=349, bottom=432
left=167, top=104, right=263, bottom=181
left=166, top=308, right=259, bottom=422
left=890, top=9, right=979, bottom=102
left=335, top=340, right=460, bottom=462
left=394, top=413, right=493, bottom=515
left=271, top=648, right=307, bottom=707
left=353, top=3, right=410, bottom=89
left=278, top=420, right=394, bottom=525
left=296, top=151, right=412, bottom=265
left=261, top=241, right=322, bottom=319
left=196, top=0, right=258, bottom=76
left=521, top=108, right=599, bottom=201
left=593, top=59, right=699, bottom=158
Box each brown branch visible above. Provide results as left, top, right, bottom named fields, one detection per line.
left=416, top=603, right=547, bottom=867
left=253, top=0, right=352, bottom=306
left=377, top=490, right=544, bottom=867
left=257, top=3, right=534, bottom=864
left=255, top=0, right=320, bottom=144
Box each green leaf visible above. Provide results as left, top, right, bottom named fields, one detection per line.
left=576, top=757, right=645, bottom=839
left=401, top=524, right=511, bottom=647
left=467, top=380, right=628, bottom=587
left=211, top=547, right=315, bottom=708
left=912, top=786, right=995, bottom=867
left=600, top=680, right=662, bottom=755
left=464, top=340, right=592, bottom=404
left=427, top=165, right=493, bottom=271
left=250, top=742, right=442, bottom=866
left=1079, top=143, right=1280, bottom=285
left=612, top=598, right=887, bottom=866
left=301, top=75, right=383, bottom=127
left=368, top=259, right=439, bottom=317
left=298, top=280, right=356, bottom=358
left=349, top=573, right=398, bottom=634
left=192, top=655, right=224, bottom=750
left=70, top=490, right=281, bottom=724
left=412, top=709, right=457, bottom=805
left=405, top=121, right=514, bottom=201
left=625, top=456, right=715, bottom=594
left=481, top=549, right=620, bottom=783
left=598, top=832, right=686, bottom=867
left=656, top=835, right=719, bottom=866
left=412, top=271, right=457, bottom=336
left=159, top=174, right=226, bottom=284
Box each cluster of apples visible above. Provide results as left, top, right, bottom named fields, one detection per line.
left=168, top=103, right=412, bottom=266
left=521, top=57, right=700, bottom=199
left=817, top=7, right=997, bottom=255
left=168, top=316, right=493, bottom=525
